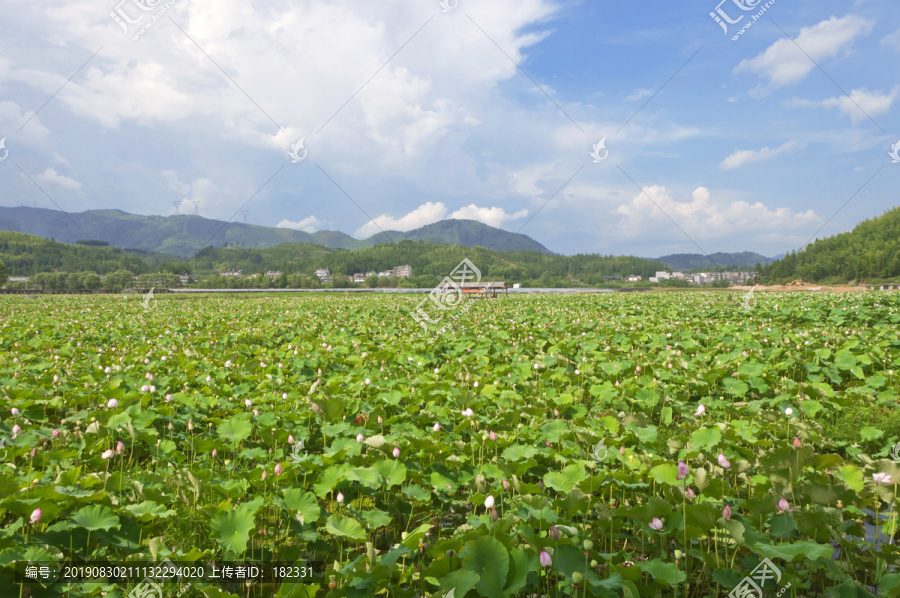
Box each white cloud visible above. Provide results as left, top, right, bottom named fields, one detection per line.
left=626, top=88, right=653, bottom=101
left=734, top=15, right=873, bottom=88
left=162, top=171, right=217, bottom=214
left=881, top=28, right=900, bottom=51
left=34, top=168, right=82, bottom=191
left=353, top=201, right=531, bottom=237
left=615, top=186, right=819, bottom=241
left=789, top=87, right=899, bottom=122
left=720, top=141, right=797, bottom=170
left=449, top=204, right=528, bottom=227
left=354, top=201, right=448, bottom=238
left=277, top=216, right=322, bottom=233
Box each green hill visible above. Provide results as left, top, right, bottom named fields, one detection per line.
left=0, top=207, right=550, bottom=258
left=760, top=207, right=900, bottom=283
left=0, top=230, right=181, bottom=276
left=655, top=252, right=775, bottom=271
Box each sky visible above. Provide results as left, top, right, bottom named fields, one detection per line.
left=0, top=0, right=898, bottom=258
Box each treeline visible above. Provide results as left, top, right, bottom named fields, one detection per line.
left=0, top=232, right=161, bottom=276
left=760, top=207, right=900, bottom=283
left=5, top=271, right=183, bottom=291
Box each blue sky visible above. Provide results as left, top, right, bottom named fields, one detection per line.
left=0, top=0, right=898, bottom=257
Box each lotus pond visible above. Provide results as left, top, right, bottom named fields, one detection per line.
left=2, top=291, right=900, bottom=597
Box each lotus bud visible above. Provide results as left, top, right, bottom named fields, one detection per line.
left=484, top=495, right=495, bottom=509
left=261, top=470, right=267, bottom=480
left=102, top=449, right=114, bottom=459
left=549, top=524, right=560, bottom=540
left=677, top=460, right=689, bottom=480
left=253, top=409, right=259, bottom=417
left=649, top=518, right=663, bottom=531
left=116, top=441, right=125, bottom=454
left=336, top=492, right=344, bottom=503
left=793, top=436, right=801, bottom=448
left=489, top=430, right=497, bottom=441
left=51, top=429, right=59, bottom=437
left=717, top=453, right=731, bottom=469
left=502, top=479, right=510, bottom=490
left=572, top=572, right=583, bottom=585
left=212, top=449, right=217, bottom=458
left=433, top=423, right=440, bottom=432
left=539, top=550, right=552, bottom=568
left=107, top=399, right=119, bottom=408
left=357, top=433, right=365, bottom=443
left=722, top=505, right=732, bottom=520
left=11, top=408, right=19, bottom=416
left=777, top=498, right=790, bottom=511
left=29, top=508, right=42, bottom=524
left=378, top=416, right=383, bottom=424
left=685, top=487, right=696, bottom=500
left=274, top=463, right=283, bottom=476
left=583, top=539, right=593, bottom=550
left=619, top=446, right=625, bottom=455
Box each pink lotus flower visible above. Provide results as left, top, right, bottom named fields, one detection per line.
left=649, top=518, right=664, bottom=531
left=502, top=480, right=510, bottom=490
left=717, top=453, right=731, bottom=469
left=722, top=505, right=732, bottom=520
left=150, top=385, right=156, bottom=393
left=462, top=408, right=474, bottom=418
left=288, top=435, right=295, bottom=444
left=245, top=399, right=252, bottom=407
left=51, top=429, right=59, bottom=437
left=484, top=495, right=495, bottom=509
left=793, top=436, right=801, bottom=448
left=29, top=508, right=42, bottom=524
left=274, top=463, right=283, bottom=476
left=12, top=424, right=21, bottom=436
left=261, top=470, right=268, bottom=480
left=539, top=550, right=552, bottom=568
left=393, top=447, right=400, bottom=458
left=685, top=487, right=696, bottom=500
left=253, top=409, right=259, bottom=417
left=101, top=449, right=114, bottom=459
left=433, top=423, right=440, bottom=432
left=116, top=441, right=125, bottom=455
left=11, top=408, right=18, bottom=416
left=677, top=461, right=689, bottom=481
left=776, top=498, right=790, bottom=512
left=694, top=405, right=705, bottom=416
left=489, top=430, right=497, bottom=441
left=141, top=385, right=149, bottom=392
left=165, top=394, right=172, bottom=402
left=357, top=433, right=365, bottom=443
left=873, top=473, right=894, bottom=485
left=107, top=399, right=119, bottom=408
left=336, top=492, right=344, bottom=503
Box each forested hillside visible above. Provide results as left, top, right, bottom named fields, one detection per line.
left=760, top=207, right=900, bottom=283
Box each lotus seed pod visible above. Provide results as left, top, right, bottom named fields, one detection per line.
left=583, top=540, right=593, bottom=550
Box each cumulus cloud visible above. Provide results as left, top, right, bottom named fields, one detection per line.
left=626, top=88, right=653, bottom=102
left=449, top=204, right=528, bottom=227
left=735, top=15, right=873, bottom=89
left=34, top=168, right=82, bottom=191
left=162, top=171, right=218, bottom=214
left=789, top=87, right=898, bottom=122
left=720, top=141, right=797, bottom=170
left=615, top=186, right=819, bottom=241
left=881, top=28, right=900, bottom=51
left=277, top=216, right=322, bottom=233
left=353, top=201, right=529, bottom=238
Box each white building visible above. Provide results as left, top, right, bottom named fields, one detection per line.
left=352, top=273, right=367, bottom=283
left=655, top=271, right=671, bottom=280
left=315, top=268, right=332, bottom=283
left=626, top=274, right=642, bottom=282
left=392, top=265, right=412, bottom=278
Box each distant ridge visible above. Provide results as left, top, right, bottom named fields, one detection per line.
left=0, top=207, right=551, bottom=258
left=654, top=251, right=775, bottom=271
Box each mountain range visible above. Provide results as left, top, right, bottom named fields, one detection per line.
left=0, top=207, right=779, bottom=268
left=0, top=207, right=551, bottom=258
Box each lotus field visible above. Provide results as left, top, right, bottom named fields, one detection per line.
left=3, top=291, right=900, bottom=597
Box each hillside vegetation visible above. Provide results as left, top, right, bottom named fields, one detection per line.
left=760, top=207, right=900, bottom=283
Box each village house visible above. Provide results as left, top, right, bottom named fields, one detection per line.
left=314, top=268, right=332, bottom=283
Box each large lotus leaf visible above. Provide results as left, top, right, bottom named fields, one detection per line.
left=754, top=540, right=833, bottom=562
left=461, top=535, right=509, bottom=598
left=325, top=514, right=366, bottom=541
left=217, top=414, right=252, bottom=443
left=71, top=505, right=120, bottom=531
left=543, top=464, right=587, bottom=494
left=210, top=507, right=256, bottom=554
